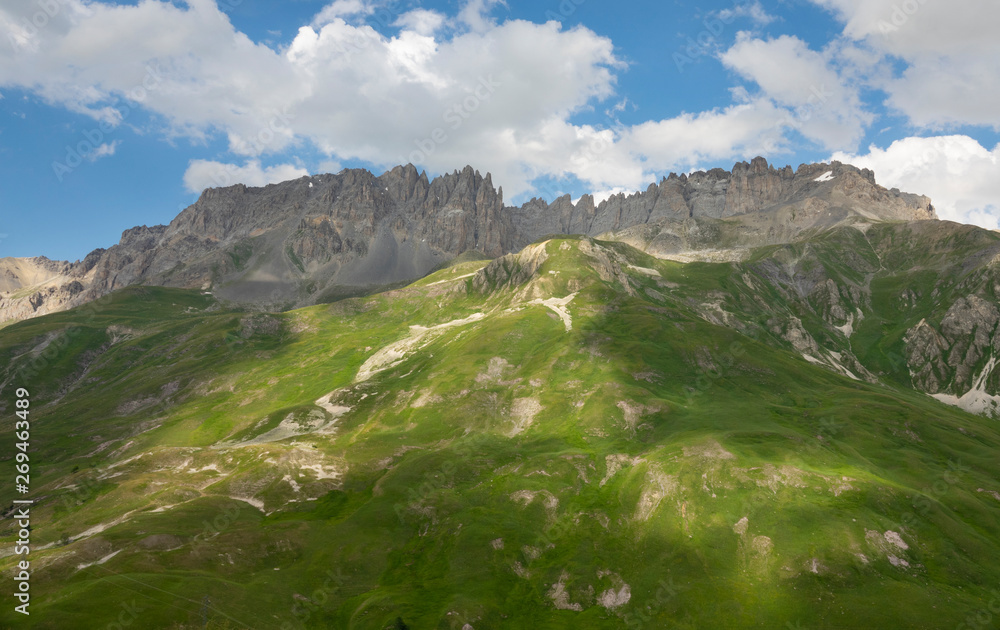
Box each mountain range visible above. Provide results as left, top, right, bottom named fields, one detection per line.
left=0, top=158, right=934, bottom=320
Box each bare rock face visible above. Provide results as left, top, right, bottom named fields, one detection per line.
left=472, top=241, right=549, bottom=293
left=0, top=157, right=937, bottom=323
left=0, top=257, right=94, bottom=320
left=5, top=164, right=511, bottom=314
left=906, top=296, right=1000, bottom=395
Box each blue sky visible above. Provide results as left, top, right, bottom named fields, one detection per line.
left=1, top=0, right=999, bottom=261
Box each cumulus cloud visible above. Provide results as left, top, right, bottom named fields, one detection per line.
left=458, top=0, right=507, bottom=33
left=831, top=135, right=1000, bottom=230
left=809, top=0, right=1000, bottom=129
left=720, top=34, right=872, bottom=150
left=393, top=9, right=445, bottom=37
left=623, top=97, right=787, bottom=172
left=183, top=160, right=310, bottom=193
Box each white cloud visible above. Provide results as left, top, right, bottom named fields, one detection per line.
left=183, top=160, right=310, bottom=193
left=316, top=159, right=344, bottom=174
left=720, top=34, right=871, bottom=150
left=623, top=98, right=787, bottom=172
left=394, top=9, right=445, bottom=37
left=809, top=0, right=1000, bottom=129
left=586, top=187, right=635, bottom=206
left=831, top=135, right=1000, bottom=230
left=717, top=1, right=776, bottom=26
left=604, top=97, right=632, bottom=118
left=281, top=16, right=625, bottom=196
left=458, top=0, right=507, bottom=33
left=87, top=140, right=119, bottom=162
left=312, top=0, right=375, bottom=27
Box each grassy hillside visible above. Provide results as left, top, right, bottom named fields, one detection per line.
left=1, top=235, right=999, bottom=629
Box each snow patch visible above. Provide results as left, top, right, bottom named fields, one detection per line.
left=814, top=171, right=835, bottom=182
left=802, top=352, right=860, bottom=381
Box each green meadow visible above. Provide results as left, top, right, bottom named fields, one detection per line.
left=2, top=233, right=999, bottom=629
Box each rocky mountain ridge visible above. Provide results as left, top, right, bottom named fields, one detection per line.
left=1, top=157, right=935, bottom=324
left=509, top=157, right=933, bottom=243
